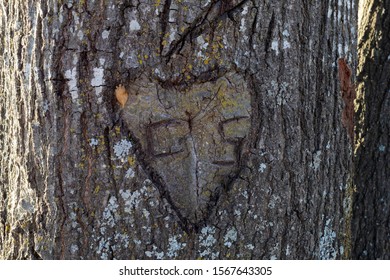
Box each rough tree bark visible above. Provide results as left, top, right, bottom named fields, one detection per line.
left=352, top=0, right=390, bottom=259
left=0, top=0, right=357, bottom=259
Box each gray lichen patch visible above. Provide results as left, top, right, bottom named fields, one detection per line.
left=198, top=225, right=219, bottom=259
left=319, top=219, right=337, bottom=259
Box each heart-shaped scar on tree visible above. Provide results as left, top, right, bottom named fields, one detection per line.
left=115, top=72, right=255, bottom=228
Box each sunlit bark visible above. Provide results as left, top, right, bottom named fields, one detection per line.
left=353, top=0, right=390, bottom=259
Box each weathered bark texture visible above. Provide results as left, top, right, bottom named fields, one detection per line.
left=1, top=0, right=357, bottom=259
left=352, top=0, right=390, bottom=259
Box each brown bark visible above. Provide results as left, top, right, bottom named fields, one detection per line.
left=1, top=0, right=357, bottom=259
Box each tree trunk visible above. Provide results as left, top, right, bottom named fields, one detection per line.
left=1, top=0, right=357, bottom=259
left=352, top=0, right=390, bottom=259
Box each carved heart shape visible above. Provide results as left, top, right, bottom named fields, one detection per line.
left=122, top=73, right=253, bottom=227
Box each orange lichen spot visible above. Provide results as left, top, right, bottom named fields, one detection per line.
left=115, top=84, right=129, bottom=108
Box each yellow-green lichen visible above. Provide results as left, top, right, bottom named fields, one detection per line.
left=127, top=156, right=136, bottom=166
left=94, top=185, right=101, bottom=195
